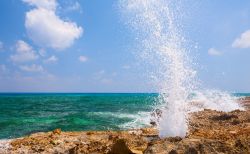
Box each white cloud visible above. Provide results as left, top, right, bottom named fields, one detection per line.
left=208, top=48, right=222, bottom=56
left=23, top=0, right=57, bottom=10
left=10, top=40, right=39, bottom=63
left=19, top=64, right=44, bottom=72
left=39, top=49, right=46, bottom=57
left=23, top=0, right=83, bottom=50
left=232, top=30, right=250, bottom=48
left=65, top=1, right=82, bottom=13
left=79, top=55, right=88, bottom=62
left=44, top=55, right=58, bottom=63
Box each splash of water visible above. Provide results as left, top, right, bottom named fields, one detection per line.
left=119, top=0, right=243, bottom=137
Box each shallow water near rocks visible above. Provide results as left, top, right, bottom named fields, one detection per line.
left=0, top=93, right=248, bottom=139
left=0, top=93, right=155, bottom=139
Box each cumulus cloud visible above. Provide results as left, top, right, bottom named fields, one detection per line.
left=44, top=55, right=58, bottom=63
left=208, top=48, right=222, bottom=56
left=79, top=55, right=88, bottom=62
left=23, top=0, right=83, bottom=50
left=19, top=64, right=44, bottom=72
left=10, top=40, right=39, bottom=63
left=232, top=30, right=250, bottom=48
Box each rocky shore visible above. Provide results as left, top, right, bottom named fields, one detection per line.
left=0, top=97, right=249, bottom=154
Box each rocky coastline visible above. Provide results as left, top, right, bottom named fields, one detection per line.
left=0, top=97, right=249, bottom=154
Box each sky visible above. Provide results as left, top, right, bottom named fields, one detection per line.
left=0, top=0, right=250, bottom=92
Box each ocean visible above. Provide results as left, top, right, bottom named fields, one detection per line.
left=0, top=93, right=248, bottom=139
left=0, top=93, right=157, bottom=139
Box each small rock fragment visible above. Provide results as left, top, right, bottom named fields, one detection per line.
left=53, top=128, right=61, bottom=135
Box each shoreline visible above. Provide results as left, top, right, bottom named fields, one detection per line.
left=0, top=98, right=249, bottom=153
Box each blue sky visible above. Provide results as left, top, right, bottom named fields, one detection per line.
left=0, top=0, right=250, bottom=92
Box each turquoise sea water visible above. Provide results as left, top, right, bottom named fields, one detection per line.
left=0, top=93, right=249, bottom=139
left=0, top=93, right=157, bottom=139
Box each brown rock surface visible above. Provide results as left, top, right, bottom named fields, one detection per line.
left=144, top=97, right=250, bottom=154
left=108, top=139, right=133, bottom=154
left=7, top=127, right=157, bottom=154
left=0, top=97, right=249, bottom=154
left=144, top=109, right=250, bottom=154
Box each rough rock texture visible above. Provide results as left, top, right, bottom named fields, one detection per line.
left=144, top=109, right=250, bottom=154
left=144, top=97, right=250, bottom=154
left=5, top=127, right=157, bottom=154
left=0, top=97, right=249, bottom=154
